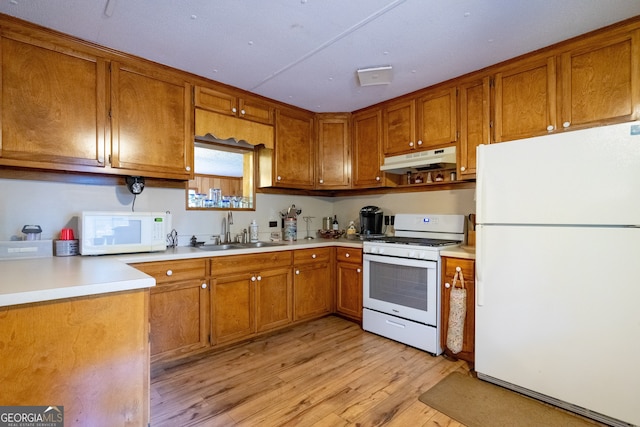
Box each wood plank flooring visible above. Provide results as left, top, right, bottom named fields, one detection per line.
left=150, top=316, right=470, bottom=426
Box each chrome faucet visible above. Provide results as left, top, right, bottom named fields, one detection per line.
left=226, top=211, right=233, bottom=243
left=221, top=217, right=227, bottom=243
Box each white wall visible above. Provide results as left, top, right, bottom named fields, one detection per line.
left=0, top=177, right=474, bottom=243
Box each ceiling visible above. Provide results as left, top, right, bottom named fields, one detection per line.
left=2, top=0, right=640, bottom=113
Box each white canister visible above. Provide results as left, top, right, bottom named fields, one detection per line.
left=249, top=220, right=259, bottom=242
left=283, top=218, right=297, bottom=241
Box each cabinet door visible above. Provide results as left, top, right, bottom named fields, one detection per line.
left=273, top=107, right=315, bottom=188
left=458, top=77, right=490, bottom=178
left=316, top=114, right=350, bottom=189
left=149, top=279, right=209, bottom=359
left=255, top=267, right=292, bottom=332
left=293, top=261, right=333, bottom=321
left=352, top=108, right=387, bottom=188
left=416, top=86, right=457, bottom=149
left=494, top=57, right=557, bottom=142
left=195, top=86, right=274, bottom=125
left=383, top=99, right=416, bottom=155
left=336, top=261, right=362, bottom=321
left=440, top=257, right=475, bottom=363
left=111, top=62, right=192, bottom=179
left=560, top=30, right=640, bottom=130
left=0, top=33, right=108, bottom=171
left=239, top=97, right=275, bottom=125
left=211, top=273, right=254, bottom=345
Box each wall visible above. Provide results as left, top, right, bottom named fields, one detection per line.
left=0, top=177, right=474, bottom=244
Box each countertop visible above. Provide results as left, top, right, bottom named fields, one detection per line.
left=439, top=245, right=476, bottom=260
left=0, top=238, right=362, bottom=308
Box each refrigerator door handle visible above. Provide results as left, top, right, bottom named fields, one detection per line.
left=476, top=224, right=484, bottom=306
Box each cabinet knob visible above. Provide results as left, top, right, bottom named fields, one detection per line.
left=277, top=176, right=282, bottom=181
left=296, top=270, right=300, bottom=275
left=460, top=166, right=466, bottom=172
left=166, top=269, right=173, bottom=276
left=240, top=109, right=246, bottom=115
left=257, top=275, right=262, bottom=281
left=251, top=276, right=256, bottom=282
left=547, top=125, right=554, bottom=132
left=357, top=268, right=361, bottom=273
left=345, top=253, right=350, bottom=258
left=456, top=266, right=462, bottom=272
left=319, top=179, right=324, bottom=184
left=563, top=121, right=571, bottom=129
left=312, top=254, right=316, bottom=259
left=201, top=283, right=207, bottom=289
left=409, top=141, right=414, bottom=147
left=186, top=166, right=191, bottom=171
left=445, top=282, right=451, bottom=288
left=375, top=176, right=381, bottom=182
left=417, top=140, right=423, bottom=146
left=232, top=107, right=237, bottom=113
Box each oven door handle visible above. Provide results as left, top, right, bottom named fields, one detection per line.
left=385, top=319, right=406, bottom=329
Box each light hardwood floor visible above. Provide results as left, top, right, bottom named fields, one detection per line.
left=151, top=315, right=470, bottom=426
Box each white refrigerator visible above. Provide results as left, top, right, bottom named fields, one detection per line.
left=475, top=121, right=640, bottom=427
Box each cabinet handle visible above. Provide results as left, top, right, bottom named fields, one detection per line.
left=257, top=275, right=262, bottom=281
left=201, top=283, right=207, bottom=289
left=563, top=121, right=571, bottom=129
left=460, top=166, right=466, bottom=172
left=357, top=268, right=361, bottom=273
left=277, top=176, right=282, bottom=181
left=445, top=282, right=451, bottom=288
left=409, top=141, right=414, bottom=147
left=456, top=266, right=462, bottom=272
left=417, top=140, right=423, bottom=146
left=232, top=107, right=237, bottom=113
left=547, top=125, right=554, bottom=132
left=296, top=270, right=300, bottom=275
left=345, top=253, right=350, bottom=258
left=251, top=276, right=256, bottom=282
left=312, top=254, right=316, bottom=259
left=166, top=269, right=173, bottom=276
left=186, top=166, right=191, bottom=171
left=240, top=109, right=246, bottom=115
left=319, top=179, right=324, bottom=184
left=375, top=176, right=381, bottom=181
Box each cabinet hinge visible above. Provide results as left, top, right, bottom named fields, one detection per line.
left=489, top=78, right=495, bottom=88
left=489, top=120, right=493, bottom=129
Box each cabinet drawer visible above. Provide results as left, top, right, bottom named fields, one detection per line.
left=132, top=259, right=206, bottom=284
left=336, top=247, right=362, bottom=263
left=442, top=257, right=475, bottom=286
left=293, top=247, right=332, bottom=264
left=211, top=251, right=292, bottom=276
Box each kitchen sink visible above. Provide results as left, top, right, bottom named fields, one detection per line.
left=197, top=241, right=286, bottom=251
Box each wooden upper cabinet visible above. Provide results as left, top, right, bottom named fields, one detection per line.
left=194, top=86, right=274, bottom=125
left=110, top=62, right=193, bottom=180
left=383, top=98, right=416, bottom=155
left=352, top=108, right=387, bottom=188
left=416, top=86, right=457, bottom=150
left=458, top=77, right=490, bottom=178
left=0, top=32, right=108, bottom=171
left=273, top=107, right=315, bottom=189
left=559, top=30, right=640, bottom=130
left=316, top=113, right=350, bottom=189
left=494, top=57, right=557, bottom=142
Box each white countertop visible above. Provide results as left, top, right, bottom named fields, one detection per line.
left=0, top=238, right=362, bottom=308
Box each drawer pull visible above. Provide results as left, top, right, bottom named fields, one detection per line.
left=345, top=253, right=350, bottom=258
left=201, top=283, right=207, bottom=289
left=166, top=269, right=173, bottom=276
left=312, top=254, right=316, bottom=259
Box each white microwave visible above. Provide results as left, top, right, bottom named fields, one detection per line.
left=79, top=211, right=167, bottom=255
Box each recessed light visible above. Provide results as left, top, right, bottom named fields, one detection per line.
left=248, top=41, right=254, bottom=46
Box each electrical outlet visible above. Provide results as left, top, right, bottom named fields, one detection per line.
left=269, top=221, right=278, bottom=228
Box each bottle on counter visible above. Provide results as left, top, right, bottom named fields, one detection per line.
left=332, top=215, right=339, bottom=231
left=249, top=219, right=259, bottom=242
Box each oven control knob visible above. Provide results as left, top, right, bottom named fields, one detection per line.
left=408, top=250, right=417, bottom=258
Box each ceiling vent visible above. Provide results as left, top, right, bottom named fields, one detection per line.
left=357, top=66, right=393, bottom=86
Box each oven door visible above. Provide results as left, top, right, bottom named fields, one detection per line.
left=363, top=253, right=438, bottom=326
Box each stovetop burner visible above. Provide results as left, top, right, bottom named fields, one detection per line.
left=365, top=236, right=462, bottom=247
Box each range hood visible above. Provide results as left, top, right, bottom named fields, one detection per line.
left=380, top=146, right=456, bottom=174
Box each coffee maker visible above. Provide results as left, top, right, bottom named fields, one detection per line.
left=359, top=206, right=383, bottom=236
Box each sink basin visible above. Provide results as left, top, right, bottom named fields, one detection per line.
left=197, top=241, right=286, bottom=251
left=198, top=244, right=243, bottom=251
left=238, top=241, right=286, bottom=248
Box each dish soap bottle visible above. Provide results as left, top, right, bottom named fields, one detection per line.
left=249, top=219, right=259, bottom=242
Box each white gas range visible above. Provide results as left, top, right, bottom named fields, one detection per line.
left=362, top=213, right=465, bottom=355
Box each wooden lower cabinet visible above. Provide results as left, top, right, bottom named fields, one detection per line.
left=210, top=251, right=293, bottom=346
left=0, top=290, right=150, bottom=426
left=440, top=256, right=476, bottom=363
left=335, top=247, right=363, bottom=322
left=293, top=247, right=334, bottom=321
left=132, top=259, right=209, bottom=362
